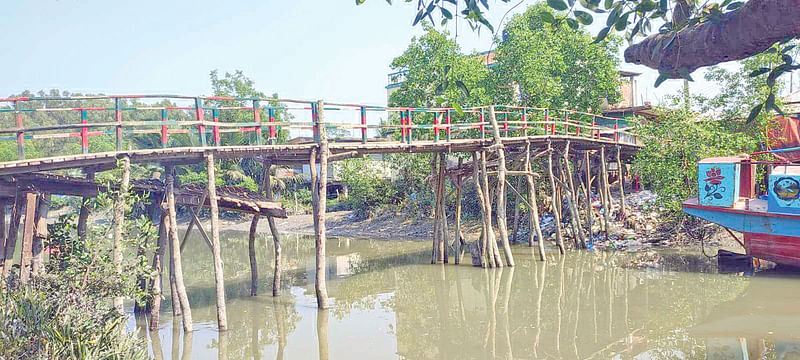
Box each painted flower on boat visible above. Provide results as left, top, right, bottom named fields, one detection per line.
left=774, top=177, right=800, bottom=201
left=704, top=166, right=724, bottom=185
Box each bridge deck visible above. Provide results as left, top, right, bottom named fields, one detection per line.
left=0, top=135, right=639, bottom=176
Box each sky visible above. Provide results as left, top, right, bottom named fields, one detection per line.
left=0, top=0, right=758, bottom=108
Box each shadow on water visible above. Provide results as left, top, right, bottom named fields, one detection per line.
left=128, top=230, right=800, bottom=359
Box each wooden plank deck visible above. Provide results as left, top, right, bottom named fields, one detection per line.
left=0, top=135, right=640, bottom=177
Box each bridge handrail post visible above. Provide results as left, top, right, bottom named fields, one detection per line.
left=161, top=108, right=168, bottom=148
left=253, top=100, right=262, bottom=146
left=80, top=109, right=89, bottom=154
left=445, top=110, right=451, bottom=142
left=503, top=112, right=508, bottom=137
left=614, top=120, right=619, bottom=143
left=407, top=110, right=413, bottom=144
left=360, top=106, right=367, bottom=144
left=521, top=108, right=527, bottom=136
left=564, top=110, right=569, bottom=135
left=312, top=102, right=319, bottom=142
left=212, top=107, right=220, bottom=146
left=433, top=111, right=440, bottom=143
left=14, top=100, right=24, bottom=160
left=269, top=106, right=276, bottom=145
left=479, top=108, right=485, bottom=140
left=195, top=97, right=207, bottom=147
left=114, top=98, right=123, bottom=151
left=544, top=109, right=549, bottom=135
left=592, top=116, right=597, bottom=139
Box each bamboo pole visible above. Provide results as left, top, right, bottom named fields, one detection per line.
left=149, top=210, right=167, bottom=330
left=525, top=142, right=546, bottom=261
left=77, top=170, right=95, bottom=243
left=488, top=106, right=514, bottom=267
left=547, top=141, right=566, bottom=254
left=166, top=167, right=193, bottom=332
left=561, top=143, right=586, bottom=248
left=555, top=156, right=585, bottom=250
left=206, top=153, right=228, bottom=330
left=19, top=192, right=38, bottom=283
left=32, top=193, right=49, bottom=276
left=471, top=152, right=487, bottom=268
left=169, top=225, right=182, bottom=317
left=248, top=163, right=269, bottom=296
left=600, top=147, right=611, bottom=239
left=510, top=165, right=524, bottom=244
left=113, top=156, right=130, bottom=315
left=313, top=100, right=330, bottom=309
left=2, top=192, right=23, bottom=279
left=617, top=146, right=627, bottom=217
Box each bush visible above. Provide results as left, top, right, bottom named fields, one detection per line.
left=335, top=158, right=398, bottom=219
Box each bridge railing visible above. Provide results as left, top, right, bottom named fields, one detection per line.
left=0, top=95, right=636, bottom=161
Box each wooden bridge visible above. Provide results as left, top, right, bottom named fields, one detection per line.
left=0, top=94, right=641, bottom=333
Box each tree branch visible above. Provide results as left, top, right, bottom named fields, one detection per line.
left=624, top=0, right=800, bottom=76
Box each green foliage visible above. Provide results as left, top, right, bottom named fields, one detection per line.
left=492, top=4, right=621, bottom=112
left=632, top=108, right=758, bottom=213
left=0, top=164, right=155, bottom=358
left=335, top=157, right=398, bottom=218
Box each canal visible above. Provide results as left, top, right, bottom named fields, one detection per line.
left=127, top=230, right=800, bottom=359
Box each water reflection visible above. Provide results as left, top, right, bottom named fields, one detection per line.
left=128, top=230, right=800, bottom=359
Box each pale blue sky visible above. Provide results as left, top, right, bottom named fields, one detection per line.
left=0, top=0, right=730, bottom=106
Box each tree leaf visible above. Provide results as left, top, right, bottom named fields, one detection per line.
left=782, top=45, right=796, bottom=54
left=594, top=26, right=611, bottom=43
left=356, top=0, right=366, bottom=4
left=746, top=103, right=763, bottom=124
left=713, top=193, right=723, bottom=199
left=566, top=17, right=579, bottom=30
left=606, top=6, right=622, bottom=26
left=615, top=12, right=630, bottom=31
left=440, top=7, right=453, bottom=19
left=783, top=54, right=793, bottom=64
left=455, top=80, right=470, bottom=96
left=704, top=184, right=710, bottom=192
left=453, top=103, right=464, bottom=116
left=539, top=11, right=555, bottom=23
left=748, top=67, right=770, bottom=77
left=413, top=8, right=425, bottom=25
left=654, top=73, right=669, bottom=88
left=574, top=10, right=593, bottom=25
left=547, top=0, right=568, bottom=11
left=726, top=1, right=743, bottom=10
left=604, top=0, right=614, bottom=9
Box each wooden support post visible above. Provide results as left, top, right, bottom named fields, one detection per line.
left=0, top=199, right=6, bottom=274
left=562, top=142, right=586, bottom=248
left=600, top=147, right=612, bottom=240
left=113, top=156, right=130, bottom=315
left=453, top=159, right=463, bottom=265
left=481, top=152, right=503, bottom=267
left=149, top=211, right=168, bottom=330
left=547, top=141, right=566, bottom=254
left=253, top=100, right=262, bottom=145
left=312, top=100, right=330, bottom=309
left=248, top=166, right=265, bottom=296
left=510, top=159, right=524, bottom=244
left=2, top=193, right=23, bottom=279
left=555, top=149, right=585, bottom=249
left=525, top=142, right=546, bottom=261
left=616, top=146, right=626, bottom=218
left=471, top=152, right=487, bottom=268
left=19, top=192, right=38, bottom=283
left=439, top=152, right=448, bottom=264
left=432, top=154, right=441, bottom=264
left=264, top=163, right=282, bottom=297
left=206, top=153, right=228, bottom=330
left=77, top=170, right=95, bottom=243
left=166, top=167, right=193, bottom=332
left=488, top=106, right=515, bottom=267
left=584, top=151, right=593, bottom=241
left=32, top=193, right=50, bottom=276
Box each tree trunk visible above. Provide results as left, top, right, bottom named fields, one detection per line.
left=600, top=147, right=612, bottom=240
left=262, top=161, right=282, bottom=297
left=206, top=153, right=228, bottom=330
left=453, top=171, right=463, bottom=265
left=472, top=152, right=487, bottom=268
left=585, top=151, right=593, bottom=241
left=617, top=146, right=627, bottom=218
left=624, top=0, right=800, bottom=76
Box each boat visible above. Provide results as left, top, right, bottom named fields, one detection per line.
left=682, top=116, right=800, bottom=267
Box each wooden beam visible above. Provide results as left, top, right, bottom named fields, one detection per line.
left=18, top=192, right=38, bottom=283
left=206, top=152, right=228, bottom=330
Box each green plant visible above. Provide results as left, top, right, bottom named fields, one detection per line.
left=335, top=158, right=398, bottom=219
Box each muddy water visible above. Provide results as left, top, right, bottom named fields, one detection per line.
left=127, top=230, right=800, bottom=359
